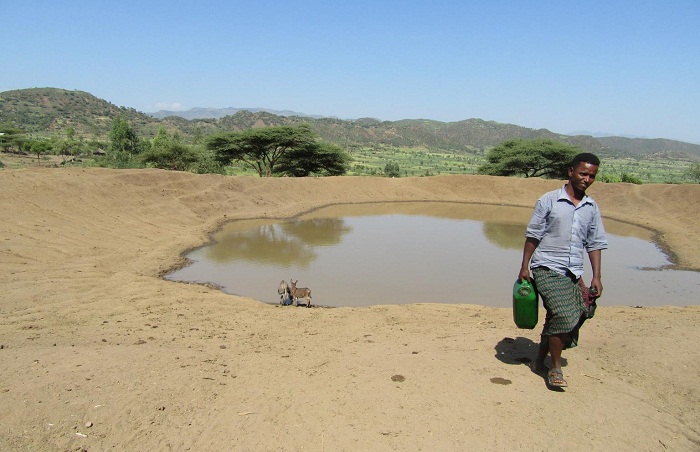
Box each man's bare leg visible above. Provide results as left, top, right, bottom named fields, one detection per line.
left=535, top=336, right=548, bottom=371
left=547, top=334, right=568, bottom=386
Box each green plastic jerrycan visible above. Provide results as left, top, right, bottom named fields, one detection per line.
left=513, top=279, right=538, bottom=329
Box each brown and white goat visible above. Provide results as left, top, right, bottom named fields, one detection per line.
left=289, top=279, right=312, bottom=308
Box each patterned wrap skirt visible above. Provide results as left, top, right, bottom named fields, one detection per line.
left=532, top=267, right=588, bottom=349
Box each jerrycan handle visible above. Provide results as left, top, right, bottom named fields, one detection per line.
left=517, top=280, right=532, bottom=297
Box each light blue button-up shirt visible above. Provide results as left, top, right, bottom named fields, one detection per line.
left=526, top=185, right=608, bottom=278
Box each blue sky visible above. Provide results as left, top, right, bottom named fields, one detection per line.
left=2, top=1, right=699, bottom=143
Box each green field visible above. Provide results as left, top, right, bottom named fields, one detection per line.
left=596, top=156, right=695, bottom=184
left=345, top=145, right=698, bottom=184
left=347, top=145, right=485, bottom=177
left=2, top=146, right=697, bottom=185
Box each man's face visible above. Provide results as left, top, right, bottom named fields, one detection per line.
left=568, top=161, right=599, bottom=193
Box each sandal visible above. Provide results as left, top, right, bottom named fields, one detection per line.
left=547, top=368, right=568, bottom=388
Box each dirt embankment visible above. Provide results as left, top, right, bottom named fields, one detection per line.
left=1, top=168, right=698, bottom=451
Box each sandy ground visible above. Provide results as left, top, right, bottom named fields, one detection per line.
left=1, top=167, right=699, bottom=451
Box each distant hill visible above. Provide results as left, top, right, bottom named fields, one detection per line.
left=148, top=107, right=326, bottom=120
left=566, top=130, right=647, bottom=139
left=0, top=87, right=160, bottom=138
left=594, top=136, right=700, bottom=158
left=2, top=87, right=700, bottom=158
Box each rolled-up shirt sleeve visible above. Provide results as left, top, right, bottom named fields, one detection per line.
left=525, top=197, right=551, bottom=241
left=585, top=204, right=608, bottom=252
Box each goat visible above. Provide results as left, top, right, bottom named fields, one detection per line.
left=289, top=279, right=312, bottom=308
left=277, top=280, right=291, bottom=305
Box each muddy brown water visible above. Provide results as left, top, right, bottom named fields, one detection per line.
left=166, top=202, right=700, bottom=308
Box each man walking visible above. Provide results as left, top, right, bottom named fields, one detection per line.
left=519, top=153, right=608, bottom=388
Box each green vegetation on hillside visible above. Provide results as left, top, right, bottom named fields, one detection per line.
left=2, top=87, right=700, bottom=183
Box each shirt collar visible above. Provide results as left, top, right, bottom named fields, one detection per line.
left=557, top=184, right=592, bottom=206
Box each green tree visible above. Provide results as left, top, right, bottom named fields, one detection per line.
left=621, top=173, right=643, bottom=184
left=24, top=139, right=52, bottom=162
left=151, top=126, right=171, bottom=150
left=53, top=137, right=78, bottom=163
left=477, top=139, right=582, bottom=178
left=686, top=162, right=700, bottom=183
left=108, top=116, right=141, bottom=163
left=189, top=148, right=224, bottom=174
left=384, top=161, right=400, bottom=177
left=207, top=124, right=347, bottom=177
left=140, top=142, right=200, bottom=171
left=0, top=124, right=27, bottom=153
left=277, top=141, right=350, bottom=176
left=192, top=126, right=204, bottom=145
left=596, top=172, right=621, bottom=183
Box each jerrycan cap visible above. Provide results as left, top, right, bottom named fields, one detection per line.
left=517, top=281, right=532, bottom=297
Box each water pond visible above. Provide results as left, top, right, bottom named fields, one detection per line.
left=166, top=202, right=700, bottom=308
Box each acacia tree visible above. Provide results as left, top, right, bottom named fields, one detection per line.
left=207, top=124, right=348, bottom=177
left=686, top=162, right=700, bottom=183
left=23, top=139, right=52, bottom=162
left=478, top=138, right=582, bottom=178
left=276, top=141, right=350, bottom=176
left=0, top=124, right=27, bottom=153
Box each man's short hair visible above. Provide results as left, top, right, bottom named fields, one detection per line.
left=571, top=152, right=600, bottom=167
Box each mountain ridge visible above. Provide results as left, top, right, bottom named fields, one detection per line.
left=148, top=106, right=329, bottom=120
left=2, top=87, right=699, bottom=158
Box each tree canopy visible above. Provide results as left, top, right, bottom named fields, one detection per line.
left=275, top=141, right=349, bottom=177
left=687, top=162, right=700, bottom=183
left=140, top=142, right=199, bottom=172
left=384, top=161, right=400, bottom=177
left=138, top=126, right=222, bottom=173
left=0, top=124, right=27, bottom=153
left=108, top=116, right=142, bottom=164
left=207, top=124, right=349, bottom=177
left=478, top=138, right=582, bottom=179
left=24, top=139, right=51, bottom=161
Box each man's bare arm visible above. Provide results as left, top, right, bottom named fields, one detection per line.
left=519, top=237, right=540, bottom=282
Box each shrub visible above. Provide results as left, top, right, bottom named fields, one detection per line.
left=596, top=173, right=621, bottom=183
left=384, top=161, right=400, bottom=177
left=621, top=173, right=643, bottom=184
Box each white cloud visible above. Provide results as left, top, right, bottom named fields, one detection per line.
left=152, top=102, right=186, bottom=111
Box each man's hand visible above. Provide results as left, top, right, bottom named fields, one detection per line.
left=590, top=277, right=603, bottom=298
left=518, top=267, right=531, bottom=283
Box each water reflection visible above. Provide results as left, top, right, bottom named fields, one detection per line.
left=167, top=202, right=699, bottom=308
left=202, top=218, right=351, bottom=268
left=483, top=223, right=528, bottom=250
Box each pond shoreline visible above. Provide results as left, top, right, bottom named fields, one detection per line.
left=168, top=203, right=695, bottom=308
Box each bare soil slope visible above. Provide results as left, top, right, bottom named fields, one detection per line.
left=1, top=168, right=699, bottom=451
